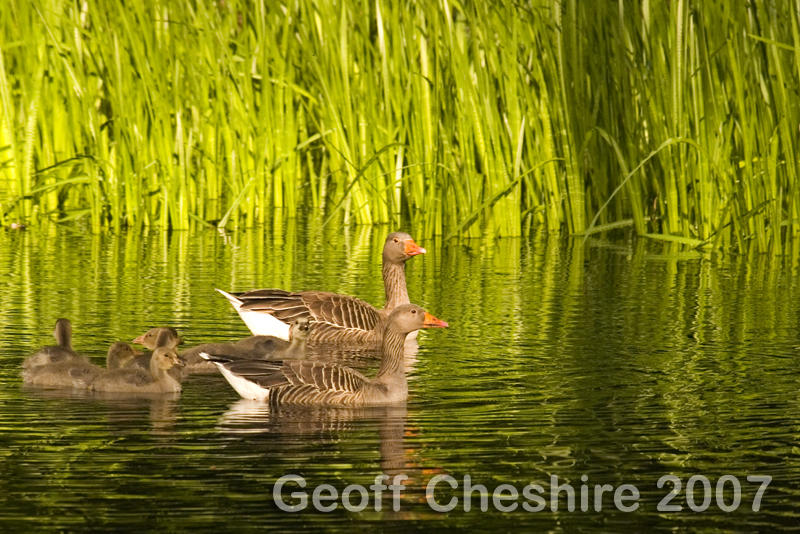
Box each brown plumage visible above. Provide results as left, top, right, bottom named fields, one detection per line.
left=128, top=327, right=182, bottom=371
left=104, top=342, right=141, bottom=370
left=23, top=340, right=139, bottom=389
left=132, top=327, right=182, bottom=350
left=181, top=318, right=311, bottom=369
left=202, top=304, right=447, bottom=406
left=217, top=232, right=425, bottom=347
left=22, top=318, right=88, bottom=370
left=89, top=347, right=183, bottom=393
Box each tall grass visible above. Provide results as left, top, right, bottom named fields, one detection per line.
left=1, top=1, right=799, bottom=251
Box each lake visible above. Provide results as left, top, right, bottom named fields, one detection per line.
left=1, top=221, right=798, bottom=531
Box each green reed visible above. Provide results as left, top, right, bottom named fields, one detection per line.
left=0, top=1, right=799, bottom=251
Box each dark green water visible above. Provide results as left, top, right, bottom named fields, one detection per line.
left=1, top=223, right=799, bottom=531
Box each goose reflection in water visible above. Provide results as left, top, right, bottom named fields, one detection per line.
left=24, top=387, right=181, bottom=434
left=216, top=400, right=411, bottom=476
left=88, top=391, right=181, bottom=434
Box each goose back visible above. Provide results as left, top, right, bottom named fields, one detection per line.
left=182, top=318, right=311, bottom=372
left=233, top=290, right=382, bottom=344
left=22, top=339, right=137, bottom=389
left=90, top=347, right=183, bottom=393
left=203, top=357, right=376, bottom=405
left=22, top=318, right=87, bottom=370
left=23, top=360, right=101, bottom=389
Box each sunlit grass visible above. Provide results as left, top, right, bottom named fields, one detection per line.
left=0, top=1, right=798, bottom=252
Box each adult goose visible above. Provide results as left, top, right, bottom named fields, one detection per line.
left=201, top=304, right=447, bottom=406
left=181, top=317, right=311, bottom=365
left=23, top=341, right=139, bottom=389
left=216, top=232, right=425, bottom=346
left=89, top=347, right=183, bottom=393
left=22, top=318, right=87, bottom=370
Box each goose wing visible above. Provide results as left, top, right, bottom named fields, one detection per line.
left=217, top=359, right=369, bottom=393
left=94, top=368, right=153, bottom=388
left=234, top=289, right=382, bottom=334
left=281, top=360, right=369, bottom=393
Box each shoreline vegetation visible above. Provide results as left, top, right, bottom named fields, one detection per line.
left=1, top=1, right=798, bottom=251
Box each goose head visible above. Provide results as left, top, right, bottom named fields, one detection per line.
left=106, top=342, right=139, bottom=369
left=151, top=347, right=184, bottom=371
left=133, top=327, right=182, bottom=350
left=53, top=318, right=72, bottom=349
left=289, top=317, right=312, bottom=341
left=386, top=304, right=448, bottom=335
left=383, top=232, right=426, bottom=264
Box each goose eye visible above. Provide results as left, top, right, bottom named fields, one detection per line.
left=411, top=309, right=417, bottom=314
left=393, top=238, right=399, bottom=243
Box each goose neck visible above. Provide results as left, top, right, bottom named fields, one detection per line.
left=149, top=357, right=168, bottom=381
left=376, top=327, right=408, bottom=379
left=382, top=261, right=409, bottom=311
left=55, top=324, right=72, bottom=350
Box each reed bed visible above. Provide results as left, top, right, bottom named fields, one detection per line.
left=1, top=1, right=799, bottom=251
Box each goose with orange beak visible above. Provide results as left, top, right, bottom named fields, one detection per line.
left=217, top=232, right=427, bottom=348
left=201, top=304, right=448, bottom=406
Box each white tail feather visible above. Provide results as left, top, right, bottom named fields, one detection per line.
left=216, top=363, right=271, bottom=401
left=215, top=288, right=243, bottom=307
left=216, top=288, right=291, bottom=339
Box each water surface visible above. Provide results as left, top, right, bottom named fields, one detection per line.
left=1, top=223, right=799, bottom=531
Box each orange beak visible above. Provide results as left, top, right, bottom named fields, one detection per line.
left=423, top=312, right=448, bottom=328
left=404, top=239, right=426, bottom=256
left=132, top=334, right=146, bottom=344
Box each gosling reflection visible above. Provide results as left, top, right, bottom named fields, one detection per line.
left=24, top=387, right=181, bottom=433
left=89, top=391, right=181, bottom=433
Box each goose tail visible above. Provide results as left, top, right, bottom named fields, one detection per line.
left=215, top=288, right=243, bottom=308
left=199, top=351, right=233, bottom=364
left=201, top=352, right=271, bottom=401
left=216, top=288, right=291, bottom=339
